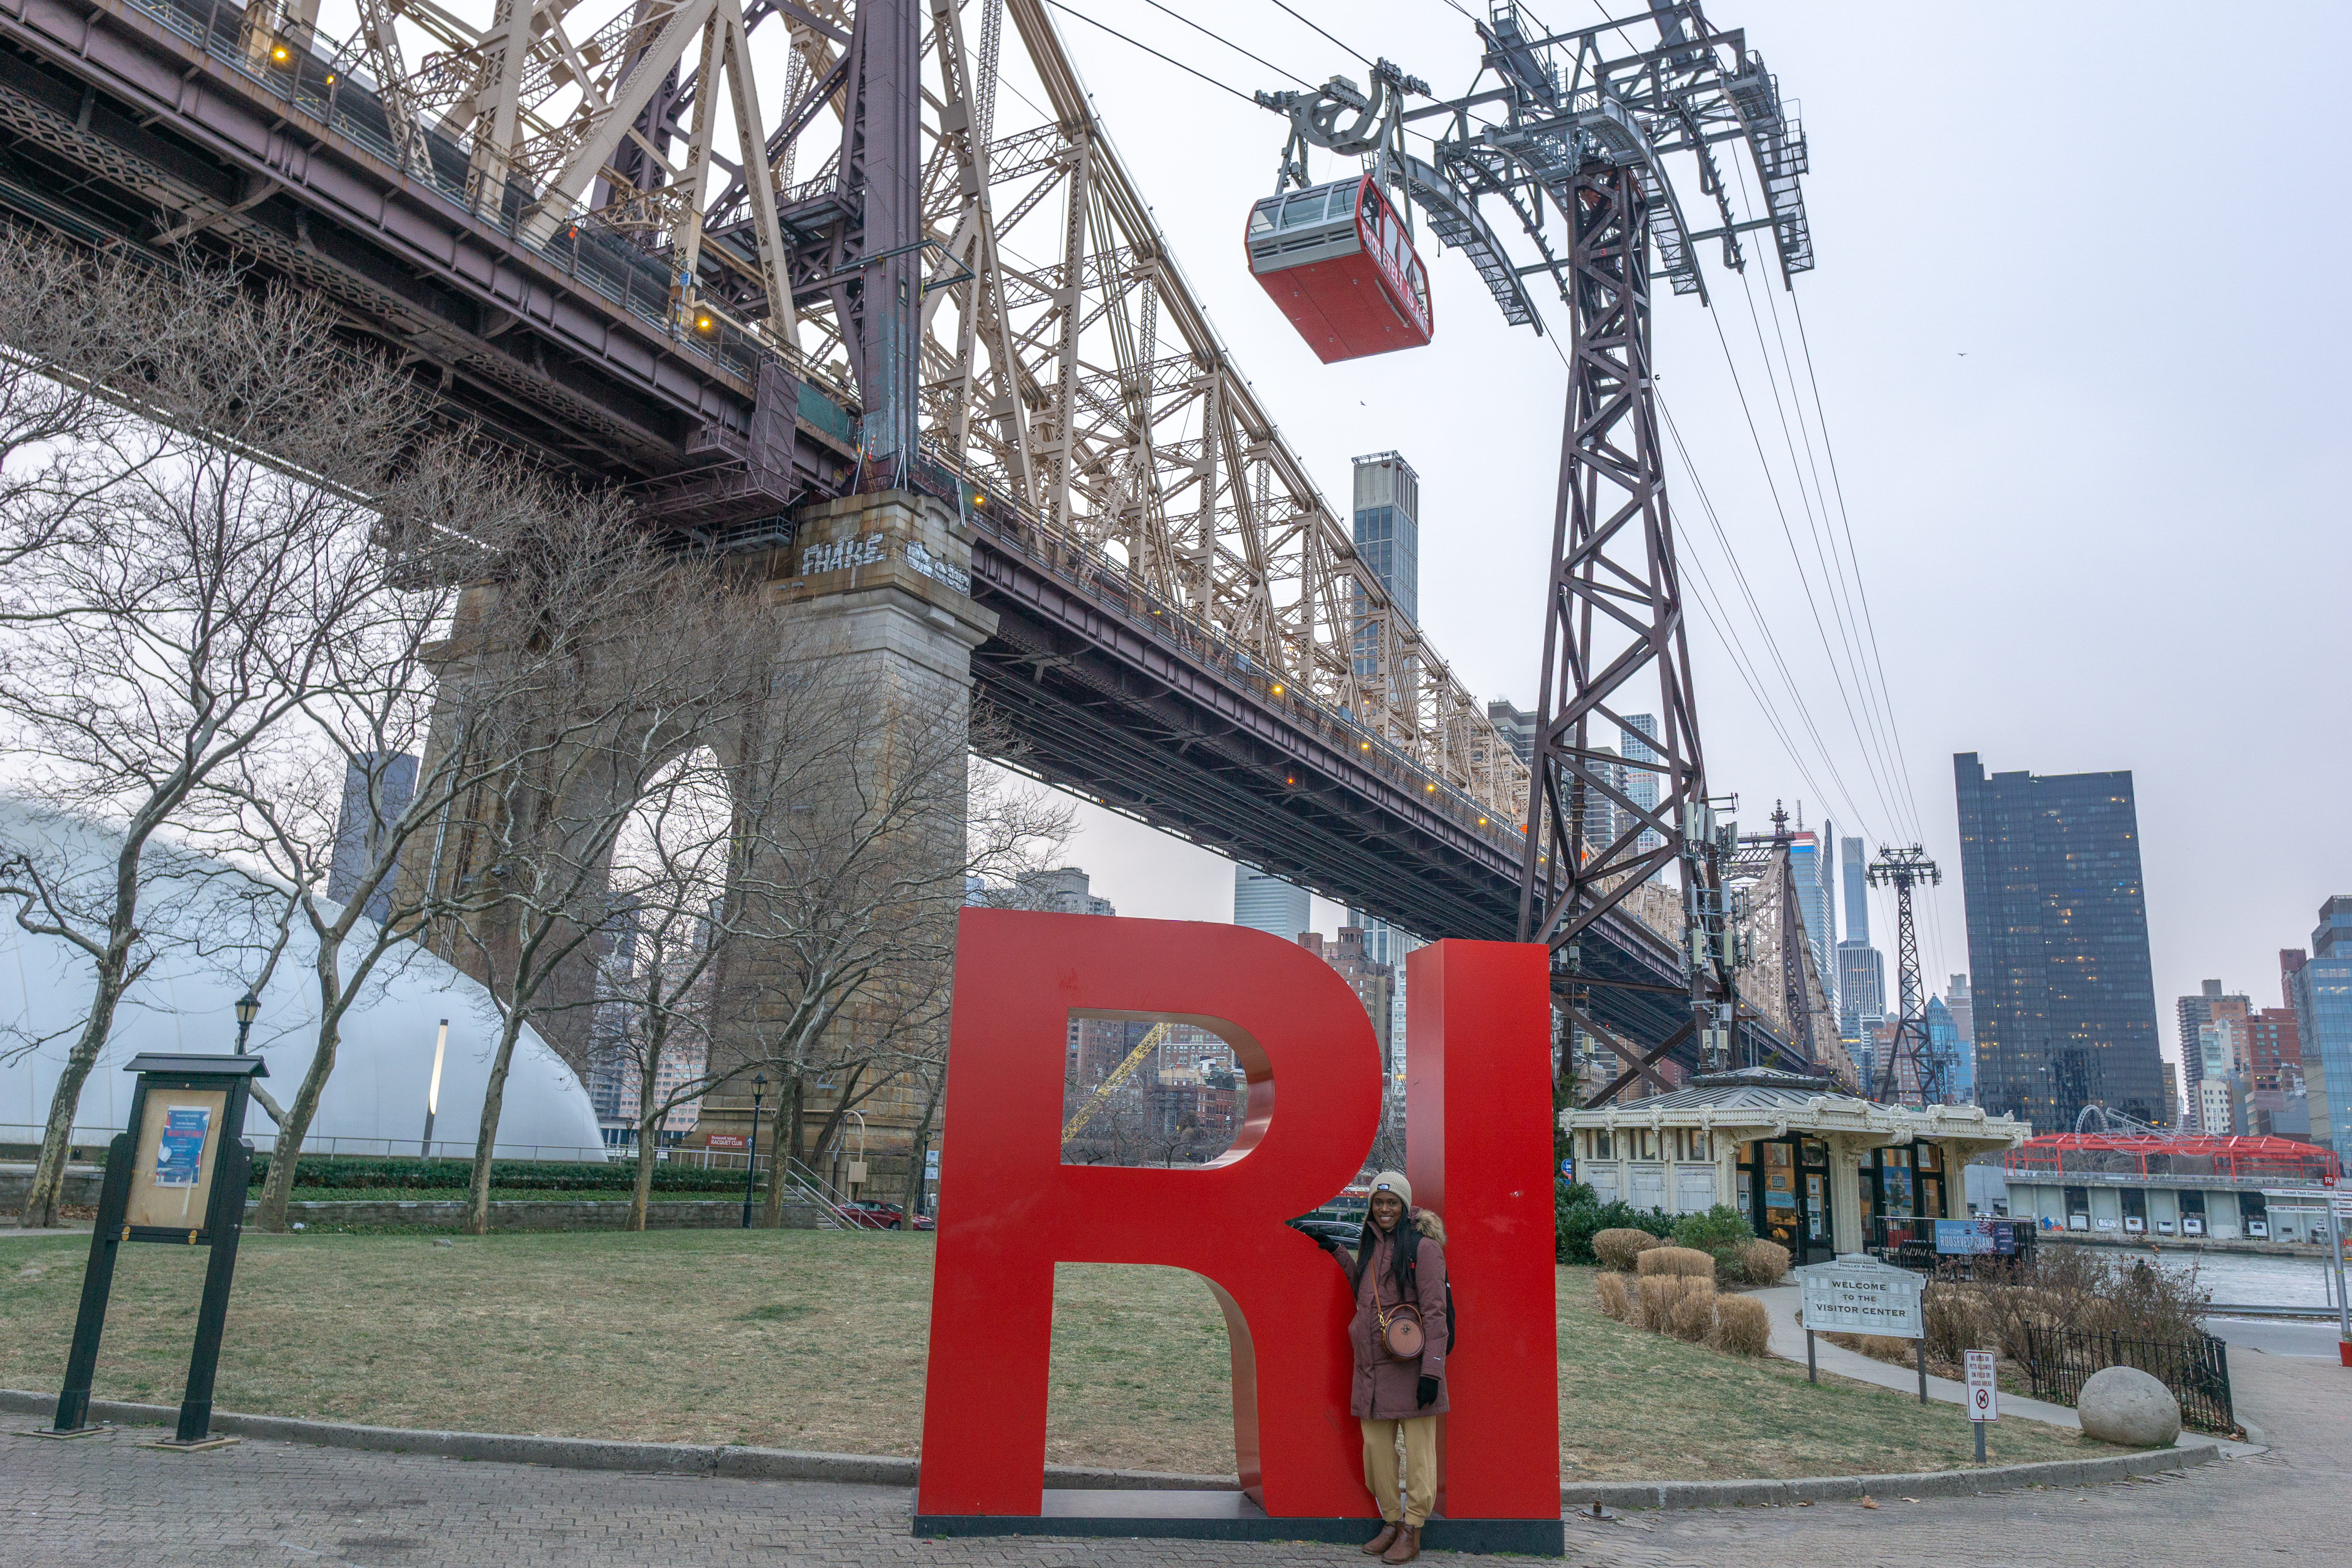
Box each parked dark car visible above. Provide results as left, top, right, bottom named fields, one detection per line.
left=843, top=1199, right=905, bottom=1231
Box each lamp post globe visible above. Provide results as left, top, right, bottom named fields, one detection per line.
left=742, top=1074, right=768, bottom=1230
left=233, top=991, right=260, bottom=1055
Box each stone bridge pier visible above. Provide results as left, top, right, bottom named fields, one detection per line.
left=416, top=488, right=995, bottom=1211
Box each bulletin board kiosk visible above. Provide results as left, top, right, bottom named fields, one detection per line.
left=48, top=1053, right=267, bottom=1447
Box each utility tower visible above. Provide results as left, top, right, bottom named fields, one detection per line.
left=1257, top=2, right=1815, bottom=1096
left=1866, top=846, right=1942, bottom=1103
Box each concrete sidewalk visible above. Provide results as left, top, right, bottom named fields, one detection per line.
left=1749, top=1285, right=2261, bottom=1457
left=1750, top=1285, right=2080, bottom=1425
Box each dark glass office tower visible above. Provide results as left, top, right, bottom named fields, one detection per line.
left=1954, top=754, right=2166, bottom=1131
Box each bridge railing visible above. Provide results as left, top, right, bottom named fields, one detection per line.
left=109, top=0, right=857, bottom=416
left=911, top=445, right=1535, bottom=875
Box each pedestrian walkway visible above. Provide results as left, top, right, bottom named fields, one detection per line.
left=1749, top=1284, right=2084, bottom=1427
left=1751, top=1283, right=2265, bottom=1457
left=0, top=1318, right=2330, bottom=1566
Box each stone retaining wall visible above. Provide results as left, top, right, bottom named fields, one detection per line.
left=0, top=1170, right=822, bottom=1230
left=247, top=1198, right=823, bottom=1230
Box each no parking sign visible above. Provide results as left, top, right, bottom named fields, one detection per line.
left=1965, top=1350, right=1998, bottom=1423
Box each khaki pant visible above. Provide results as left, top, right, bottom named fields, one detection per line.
left=1359, top=1416, right=1438, bottom=1526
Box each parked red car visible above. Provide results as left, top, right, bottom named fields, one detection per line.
left=910, top=1210, right=935, bottom=1231
left=842, top=1199, right=904, bottom=1231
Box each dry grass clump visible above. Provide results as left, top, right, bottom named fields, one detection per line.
left=1666, top=1285, right=1719, bottom=1343
left=1738, top=1239, right=1791, bottom=1286
left=1635, top=1245, right=1717, bottom=1279
left=1592, top=1229, right=1666, bottom=1272
left=1712, top=1294, right=1771, bottom=1357
left=1823, top=1331, right=1918, bottom=1366
left=1635, top=1273, right=1711, bottom=1333
left=1594, top=1271, right=1632, bottom=1322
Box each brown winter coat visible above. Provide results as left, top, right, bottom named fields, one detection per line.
left=1344, top=1209, right=1449, bottom=1419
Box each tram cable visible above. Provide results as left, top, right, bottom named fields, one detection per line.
left=1041, top=0, right=1260, bottom=104
left=1724, top=255, right=1915, bottom=846
left=1662, top=394, right=1884, bottom=847
left=1142, top=0, right=1314, bottom=91
left=1701, top=304, right=1911, bottom=841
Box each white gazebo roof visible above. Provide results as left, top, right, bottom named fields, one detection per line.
left=1563, top=1067, right=2028, bottom=1156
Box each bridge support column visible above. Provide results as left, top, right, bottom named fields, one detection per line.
left=710, top=488, right=997, bottom=1210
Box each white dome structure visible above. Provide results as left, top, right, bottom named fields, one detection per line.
left=0, top=796, right=605, bottom=1159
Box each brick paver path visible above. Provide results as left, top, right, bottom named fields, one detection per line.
left=5, top=1349, right=2339, bottom=1566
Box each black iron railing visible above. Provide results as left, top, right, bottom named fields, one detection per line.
left=2015, top=1324, right=2238, bottom=1436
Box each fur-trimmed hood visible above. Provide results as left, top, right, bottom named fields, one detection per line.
left=1410, top=1208, right=1446, bottom=1245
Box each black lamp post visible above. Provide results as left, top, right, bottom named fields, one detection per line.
left=233, top=991, right=259, bottom=1055
left=741, top=1073, right=767, bottom=1229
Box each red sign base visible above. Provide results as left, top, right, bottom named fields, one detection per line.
left=913, top=1490, right=1561, bottom=1554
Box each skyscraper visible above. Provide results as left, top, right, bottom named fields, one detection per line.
left=1789, top=827, right=1833, bottom=1006
left=1835, top=835, right=1884, bottom=1046
left=1837, top=942, right=1885, bottom=1046
left=2286, top=897, right=2352, bottom=1158
left=1348, top=911, right=1422, bottom=1073
left=1945, top=974, right=1974, bottom=1054
left=1486, top=698, right=1536, bottom=767
left=1926, top=994, right=1968, bottom=1103
left=1351, top=452, right=1420, bottom=624
left=1621, top=715, right=1661, bottom=856
left=1014, top=866, right=1116, bottom=916
left=1842, top=835, right=1870, bottom=944
left=1234, top=866, right=1312, bottom=942
left=327, top=751, right=419, bottom=923
left=1954, top=753, right=2166, bottom=1131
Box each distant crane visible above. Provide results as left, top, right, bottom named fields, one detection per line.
left=1062, top=1021, right=1176, bottom=1143
left=1256, top=2, right=1817, bottom=1097
left=1866, top=846, right=1943, bottom=1104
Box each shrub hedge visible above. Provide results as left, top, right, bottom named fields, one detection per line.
left=244, top=1155, right=746, bottom=1193
left=1554, top=1183, right=1675, bottom=1265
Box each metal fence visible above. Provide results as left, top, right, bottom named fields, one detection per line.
left=2015, top=1324, right=2238, bottom=1436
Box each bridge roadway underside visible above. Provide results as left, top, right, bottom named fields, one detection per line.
left=967, top=526, right=1701, bottom=1049
left=0, top=0, right=1716, bottom=1058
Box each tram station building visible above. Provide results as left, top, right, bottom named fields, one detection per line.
left=1995, top=1132, right=2341, bottom=1244
left=1561, top=1067, right=2030, bottom=1265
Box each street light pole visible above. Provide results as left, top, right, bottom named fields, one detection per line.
left=233, top=991, right=259, bottom=1054
left=742, top=1074, right=766, bottom=1230
left=421, top=1019, right=448, bottom=1160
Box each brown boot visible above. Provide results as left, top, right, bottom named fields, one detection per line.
left=1381, top=1524, right=1421, bottom=1563
left=1360, top=1523, right=1400, bottom=1555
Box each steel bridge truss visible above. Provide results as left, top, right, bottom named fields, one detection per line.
left=311, top=0, right=1532, bottom=828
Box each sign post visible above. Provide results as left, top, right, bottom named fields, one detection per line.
left=1795, top=1253, right=1927, bottom=1402
left=1965, top=1348, right=1997, bottom=1463
left=50, top=1053, right=266, bottom=1447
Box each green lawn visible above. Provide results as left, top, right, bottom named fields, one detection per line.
left=0, top=1234, right=2120, bottom=1479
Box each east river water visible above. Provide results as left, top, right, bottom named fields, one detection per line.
left=2052, top=1241, right=2344, bottom=1308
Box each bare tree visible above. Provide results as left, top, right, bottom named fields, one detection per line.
left=0, top=270, right=434, bottom=1228
left=586, top=744, right=737, bottom=1232
left=726, top=700, right=1069, bottom=1227
left=0, top=233, right=240, bottom=587
left=196, top=457, right=639, bottom=1232
left=428, top=539, right=782, bottom=1237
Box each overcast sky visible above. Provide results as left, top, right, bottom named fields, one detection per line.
left=991, top=0, right=2352, bottom=1080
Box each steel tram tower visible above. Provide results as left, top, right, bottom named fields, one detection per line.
left=1262, top=2, right=1815, bottom=1099
left=1867, top=846, right=1943, bottom=1104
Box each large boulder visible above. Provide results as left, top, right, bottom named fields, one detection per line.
left=2078, top=1366, right=2182, bottom=1446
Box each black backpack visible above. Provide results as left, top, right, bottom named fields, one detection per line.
left=1396, top=1225, right=1457, bottom=1353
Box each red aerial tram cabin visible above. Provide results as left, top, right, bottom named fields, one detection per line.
left=1245, top=174, right=1432, bottom=363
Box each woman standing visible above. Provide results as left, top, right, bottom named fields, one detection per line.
left=1313, top=1169, right=1448, bottom=1563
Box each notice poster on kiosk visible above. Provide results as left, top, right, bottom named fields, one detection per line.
left=154, top=1106, right=211, bottom=1186
left=126, top=1086, right=229, bottom=1231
